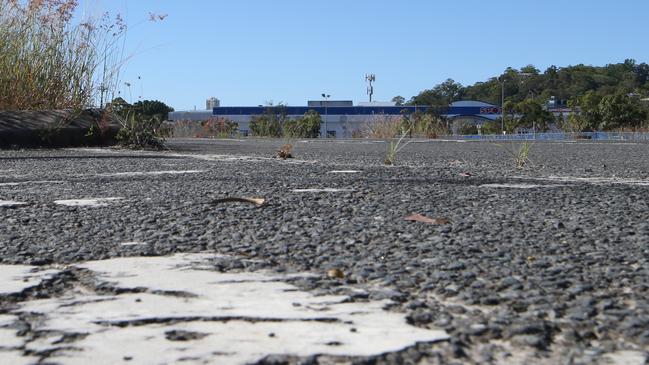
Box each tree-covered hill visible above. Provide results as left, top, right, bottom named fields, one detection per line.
left=400, top=59, right=649, bottom=132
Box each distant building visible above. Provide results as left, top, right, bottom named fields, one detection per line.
left=307, top=100, right=353, bottom=107
left=357, top=101, right=396, bottom=107
left=206, top=97, right=220, bottom=110
left=168, top=100, right=504, bottom=137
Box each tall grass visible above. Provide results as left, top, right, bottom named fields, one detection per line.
left=360, top=113, right=449, bottom=139
left=0, top=0, right=126, bottom=111
left=362, top=114, right=402, bottom=138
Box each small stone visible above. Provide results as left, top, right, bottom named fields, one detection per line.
left=511, top=334, right=546, bottom=349
left=444, top=284, right=459, bottom=296
left=327, top=268, right=344, bottom=279
left=448, top=262, right=466, bottom=271
left=499, top=276, right=521, bottom=289
left=370, top=288, right=405, bottom=301
left=469, top=324, right=488, bottom=336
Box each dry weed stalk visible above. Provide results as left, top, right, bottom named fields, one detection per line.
left=276, top=143, right=293, bottom=159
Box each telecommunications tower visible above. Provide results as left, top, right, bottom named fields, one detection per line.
left=365, top=74, right=375, bottom=102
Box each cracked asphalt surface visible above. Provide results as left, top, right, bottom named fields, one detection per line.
left=1, top=138, right=649, bottom=364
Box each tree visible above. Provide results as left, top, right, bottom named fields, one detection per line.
left=409, top=78, right=463, bottom=107
left=513, top=99, right=553, bottom=131
left=404, top=59, right=649, bottom=131
left=568, top=91, right=602, bottom=131
left=437, top=79, right=464, bottom=104
left=131, top=100, right=174, bottom=120
left=109, top=97, right=130, bottom=115
left=598, top=92, right=647, bottom=130
left=391, top=95, right=405, bottom=106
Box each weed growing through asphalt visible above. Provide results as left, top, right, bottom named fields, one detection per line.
left=115, top=110, right=165, bottom=149
left=497, top=141, right=533, bottom=168
left=384, top=127, right=411, bottom=165
left=276, top=139, right=294, bottom=159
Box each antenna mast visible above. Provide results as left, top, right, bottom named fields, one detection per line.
left=365, top=74, right=375, bottom=102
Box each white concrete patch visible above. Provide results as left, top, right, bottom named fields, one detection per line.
left=120, top=241, right=148, bottom=247
left=173, top=153, right=317, bottom=165
left=0, top=266, right=59, bottom=295
left=0, top=314, right=16, bottom=327
left=328, top=170, right=361, bottom=174
left=3, top=253, right=447, bottom=364
left=602, top=350, right=647, bottom=365
left=97, top=170, right=204, bottom=177
left=54, top=197, right=123, bottom=207
left=0, top=180, right=64, bottom=187
left=0, top=351, right=38, bottom=365
left=0, top=200, right=28, bottom=207
left=293, top=188, right=355, bottom=193
left=516, top=175, right=649, bottom=187
left=0, top=328, right=24, bottom=348
left=68, top=148, right=119, bottom=154
left=441, top=139, right=464, bottom=142
left=171, top=153, right=269, bottom=162
left=479, top=183, right=564, bottom=189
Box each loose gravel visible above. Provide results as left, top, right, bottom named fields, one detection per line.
left=1, top=138, right=649, bottom=364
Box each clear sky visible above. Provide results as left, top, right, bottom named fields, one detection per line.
left=81, top=0, right=649, bottom=110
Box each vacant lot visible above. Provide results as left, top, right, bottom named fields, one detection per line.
left=1, top=139, right=648, bottom=364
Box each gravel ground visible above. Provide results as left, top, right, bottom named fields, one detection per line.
left=1, top=138, right=649, bottom=364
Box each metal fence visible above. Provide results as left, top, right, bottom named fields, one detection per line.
left=445, top=132, right=649, bottom=141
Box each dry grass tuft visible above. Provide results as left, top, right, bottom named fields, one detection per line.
left=276, top=143, right=293, bottom=159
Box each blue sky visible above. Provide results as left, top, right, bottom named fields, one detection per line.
left=82, top=0, right=649, bottom=110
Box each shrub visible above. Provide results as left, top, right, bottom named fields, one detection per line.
left=363, top=114, right=402, bottom=138
left=250, top=114, right=282, bottom=137
left=410, top=112, right=449, bottom=138
left=115, top=110, right=164, bottom=149
left=480, top=120, right=502, bottom=135
left=284, top=110, right=321, bottom=138
left=456, top=121, right=479, bottom=135
left=201, top=117, right=239, bottom=138
left=249, top=105, right=286, bottom=137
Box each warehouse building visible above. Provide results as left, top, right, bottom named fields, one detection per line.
left=167, top=100, right=502, bottom=137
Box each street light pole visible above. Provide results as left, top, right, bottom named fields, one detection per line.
left=501, top=78, right=505, bottom=134
left=321, top=93, right=330, bottom=138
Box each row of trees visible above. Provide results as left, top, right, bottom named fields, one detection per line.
left=394, top=59, right=649, bottom=132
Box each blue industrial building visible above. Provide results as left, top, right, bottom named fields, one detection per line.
left=168, top=100, right=503, bottom=137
